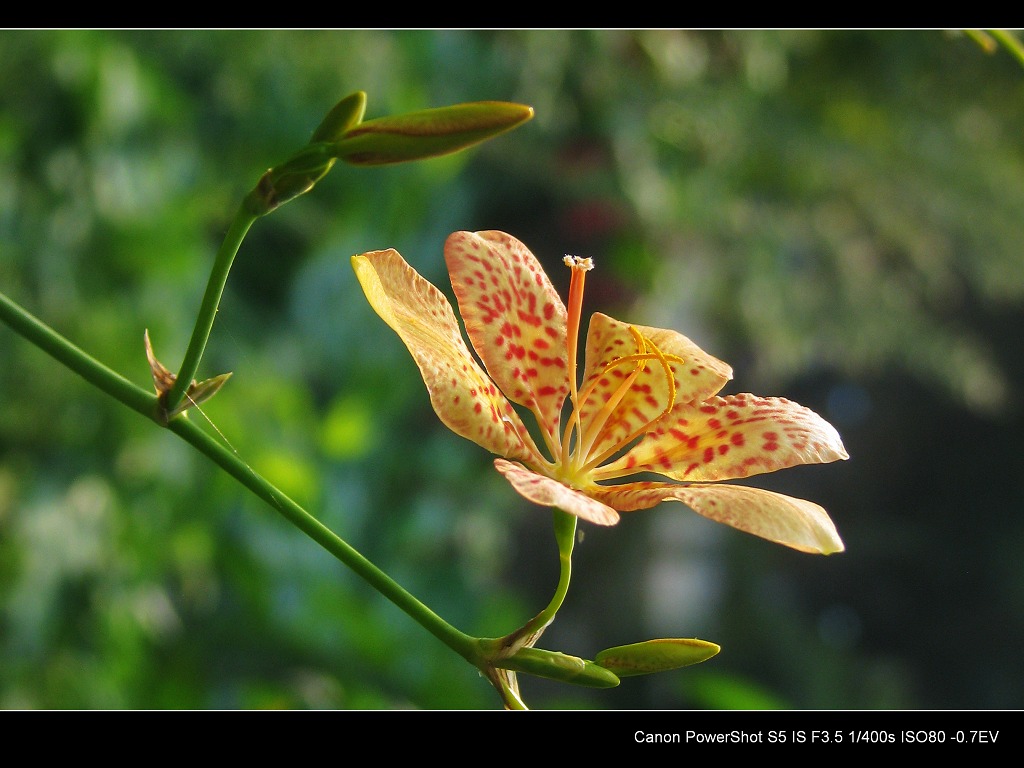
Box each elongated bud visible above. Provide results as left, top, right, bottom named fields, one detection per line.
left=494, top=646, right=620, bottom=689
left=594, top=638, right=721, bottom=677
left=334, top=101, right=534, bottom=166
left=245, top=96, right=533, bottom=215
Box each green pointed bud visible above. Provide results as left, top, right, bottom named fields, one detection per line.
left=310, top=91, right=367, bottom=143
left=333, top=101, right=534, bottom=166
left=494, top=646, right=620, bottom=689
left=594, top=638, right=721, bottom=677
left=178, top=372, right=232, bottom=415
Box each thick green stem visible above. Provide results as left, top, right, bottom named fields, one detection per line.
left=165, top=205, right=258, bottom=412
left=0, top=289, right=479, bottom=665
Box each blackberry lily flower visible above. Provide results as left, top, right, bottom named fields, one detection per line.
left=352, top=231, right=848, bottom=554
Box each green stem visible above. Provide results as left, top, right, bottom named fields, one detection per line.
left=539, top=508, right=577, bottom=629
left=0, top=289, right=479, bottom=666
left=165, top=205, right=258, bottom=412
left=168, top=415, right=479, bottom=663
left=482, top=508, right=576, bottom=658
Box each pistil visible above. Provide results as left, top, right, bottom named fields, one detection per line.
left=559, top=255, right=593, bottom=470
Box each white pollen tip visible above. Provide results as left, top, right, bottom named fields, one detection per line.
left=563, top=254, right=595, bottom=271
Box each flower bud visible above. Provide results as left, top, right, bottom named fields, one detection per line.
left=595, top=638, right=721, bottom=677
left=334, top=101, right=534, bottom=166
left=495, top=646, right=620, bottom=689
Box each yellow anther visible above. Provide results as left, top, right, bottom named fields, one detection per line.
left=582, top=336, right=683, bottom=477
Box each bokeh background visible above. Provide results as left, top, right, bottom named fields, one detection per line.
left=2, top=29, right=1023, bottom=710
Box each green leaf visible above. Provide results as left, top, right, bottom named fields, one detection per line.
left=334, top=101, right=534, bottom=166
left=310, top=91, right=368, bottom=142
left=594, top=638, right=721, bottom=677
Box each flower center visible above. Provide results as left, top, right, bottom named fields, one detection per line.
left=555, top=256, right=679, bottom=487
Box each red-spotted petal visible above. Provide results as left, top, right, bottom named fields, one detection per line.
left=590, top=481, right=844, bottom=554
left=598, top=394, right=848, bottom=482
left=446, top=231, right=570, bottom=455
left=352, top=249, right=544, bottom=465
left=494, top=459, right=619, bottom=526
left=576, top=313, right=733, bottom=465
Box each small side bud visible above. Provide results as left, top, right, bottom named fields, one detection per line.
left=145, top=330, right=231, bottom=425
left=244, top=144, right=337, bottom=217
left=310, top=91, right=367, bottom=143
left=145, top=329, right=176, bottom=398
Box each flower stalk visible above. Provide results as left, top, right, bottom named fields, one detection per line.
left=164, top=206, right=256, bottom=414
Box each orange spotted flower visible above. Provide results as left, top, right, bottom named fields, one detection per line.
left=352, top=231, right=848, bottom=554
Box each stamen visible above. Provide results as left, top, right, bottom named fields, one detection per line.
left=572, top=325, right=647, bottom=467
left=584, top=340, right=682, bottom=478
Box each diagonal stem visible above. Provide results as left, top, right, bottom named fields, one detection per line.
left=0, top=290, right=155, bottom=418
left=0, top=288, right=479, bottom=666
left=1, top=289, right=619, bottom=704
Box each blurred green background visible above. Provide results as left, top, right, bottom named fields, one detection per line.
left=2, top=29, right=1023, bottom=710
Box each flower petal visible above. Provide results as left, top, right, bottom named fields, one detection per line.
left=591, top=481, right=844, bottom=554
left=599, top=394, right=848, bottom=482
left=352, top=249, right=544, bottom=465
left=494, top=459, right=619, bottom=526
left=577, top=313, right=733, bottom=464
left=445, top=231, right=570, bottom=455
